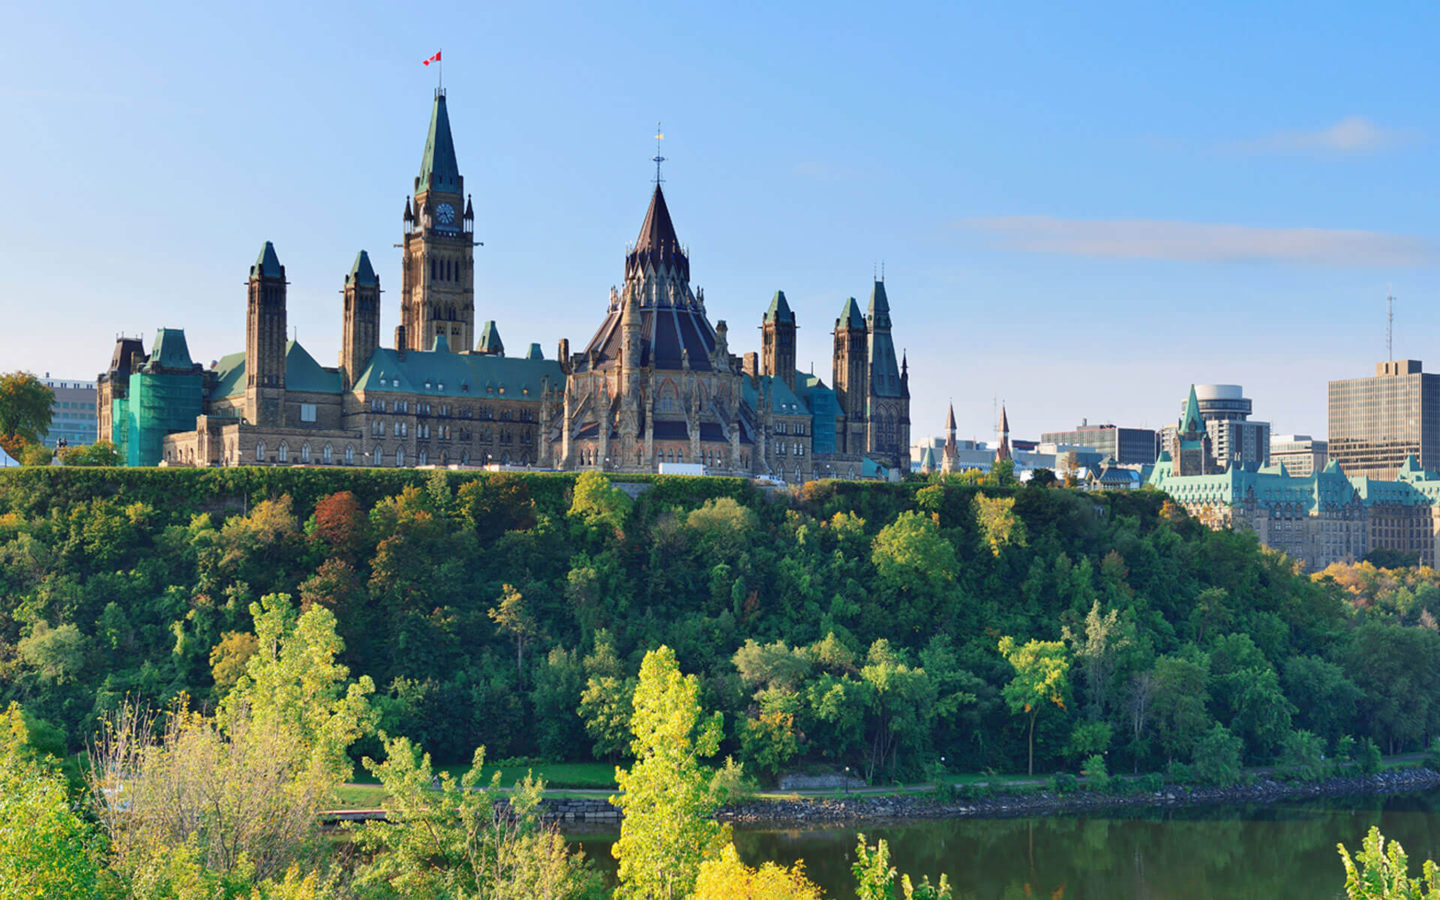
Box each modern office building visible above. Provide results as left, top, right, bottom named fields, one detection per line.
left=1040, top=421, right=1159, bottom=466
left=40, top=375, right=98, bottom=448
left=1159, top=384, right=1269, bottom=471
left=1270, top=434, right=1328, bottom=477
left=1328, top=360, right=1440, bottom=481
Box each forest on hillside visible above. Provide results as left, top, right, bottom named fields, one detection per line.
left=0, top=467, right=1435, bottom=782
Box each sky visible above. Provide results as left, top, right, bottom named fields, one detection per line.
left=3, top=1, right=1438, bottom=444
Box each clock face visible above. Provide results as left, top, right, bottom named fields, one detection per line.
left=435, top=202, right=456, bottom=225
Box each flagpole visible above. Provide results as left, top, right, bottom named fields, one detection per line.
left=439, top=48, right=443, bottom=91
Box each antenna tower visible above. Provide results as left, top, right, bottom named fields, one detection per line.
left=1387, top=287, right=1395, bottom=361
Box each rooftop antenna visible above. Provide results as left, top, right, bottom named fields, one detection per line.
left=1387, top=285, right=1395, bottom=361
left=652, top=122, right=666, bottom=185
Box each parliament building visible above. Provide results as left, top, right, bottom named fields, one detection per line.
left=97, top=91, right=910, bottom=480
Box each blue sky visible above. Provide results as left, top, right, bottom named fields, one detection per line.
left=3, top=1, right=1438, bottom=443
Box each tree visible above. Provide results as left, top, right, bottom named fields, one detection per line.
left=973, top=494, right=1026, bottom=556
left=852, top=833, right=952, bottom=900
left=1062, top=600, right=1135, bottom=720
left=0, top=371, right=53, bottom=457
left=350, top=738, right=603, bottom=900
left=569, top=471, right=632, bottom=535
left=490, top=583, right=542, bottom=684
left=998, top=636, right=1070, bottom=776
left=693, top=844, right=824, bottom=900
left=1339, top=826, right=1440, bottom=899
left=0, top=703, right=103, bottom=900
left=1192, top=723, right=1244, bottom=786
left=612, top=645, right=729, bottom=900
left=59, top=440, right=119, bottom=466
left=91, top=594, right=375, bottom=886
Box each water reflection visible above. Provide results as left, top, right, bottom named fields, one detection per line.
left=573, top=791, right=1440, bottom=899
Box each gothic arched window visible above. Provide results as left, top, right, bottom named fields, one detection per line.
left=396, top=448, right=406, bottom=467
left=255, top=440, right=266, bottom=462
left=300, top=444, right=311, bottom=463
left=344, top=445, right=354, bottom=465
left=418, top=449, right=428, bottom=466
left=277, top=442, right=289, bottom=463
left=322, top=444, right=333, bottom=464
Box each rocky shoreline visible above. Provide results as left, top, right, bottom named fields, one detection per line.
left=715, top=767, right=1440, bottom=826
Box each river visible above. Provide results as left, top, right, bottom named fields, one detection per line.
left=572, top=790, right=1440, bottom=898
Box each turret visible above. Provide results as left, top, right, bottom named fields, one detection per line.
left=762, top=290, right=797, bottom=391
left=832, top=297, right=868, bottom=452
left=245, top=241, right=287, bottom=426
left=341, top=250, right=380, bottom=390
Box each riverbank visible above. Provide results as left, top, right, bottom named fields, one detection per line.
left=717, top=767, right=1440, bottom=825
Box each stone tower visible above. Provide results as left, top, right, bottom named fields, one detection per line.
left=340, top=250, right=380, bottom=390
left=245, top=241, right=287, bottom=427
left=762, top=290, right=797, bottom=390
left=942, top=402, right=959, bottom=474
left=832, top=297, right=868, bottom=454
left=864, top=278, right=908, bottom=465
left=401, top=89, right=475, bottom=353
left=995, top=405, right=1012, bottom=464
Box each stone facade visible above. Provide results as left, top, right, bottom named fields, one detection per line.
left=98, top=90, right=909, bottom=480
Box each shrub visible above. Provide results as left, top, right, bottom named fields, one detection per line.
left=1424, top=737, right=1440, bottom=773
left=1051, top=772, right=1078, bottom=794
left=1192, top=724, right=1244, bottom=787
left=1278, top=730, right=1326, bottom=783
left=1081, top=754, right=1111, bottom=792
left=1133, top=773, right=1165, bottom=794
left=1355, top=737, right=1382, bottom=775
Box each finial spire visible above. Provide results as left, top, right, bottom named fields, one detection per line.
left=652, top=121, right=666, bottom=184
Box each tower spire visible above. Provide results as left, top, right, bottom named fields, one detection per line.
left=652, top=121, right=666, bottom=184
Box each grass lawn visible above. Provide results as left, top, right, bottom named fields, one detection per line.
left=350, top=760, right=617, bottom=791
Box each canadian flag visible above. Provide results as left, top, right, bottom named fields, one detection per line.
left=423, top=51, right=441, bottom=66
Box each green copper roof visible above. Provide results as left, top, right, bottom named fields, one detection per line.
left=251, top=241, right=282, bottom=279
left=283, top=342, right=342, bottom=394
left=351, top=346, right=561, bottom=401
left=526, top=343, right=544, bottom=360
left=432, top=335, right=451, bottom=352
left=477, top=320, right=504, bottom=355
left=868, top=279, right=892, bottom=329
left=764, top=290, right=794, bottom=324
left=1180, top=384, right=1202, bottom=434
left=348, top=250, right=378, bottom=287
left=743, top=373, right=808, bottom=417
left=148, top=328, right=195, bottom=371
left=211, top=342, right=341, bottom=398
left=417, top=92, right=461, bottom=194
left=838, top=297, right=865, bottom=330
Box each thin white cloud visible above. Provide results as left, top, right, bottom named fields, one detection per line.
left=963, top=216, right=1433, bottom=267
left=1233, top=115, right=1403, bottom=154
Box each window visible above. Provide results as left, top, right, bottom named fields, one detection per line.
left=418, top=449, right=428, bottom=465
left=374, top=447, right=384, bottom=466
left=277, top=442, right=289, bottom=463
left=255, top=440, right=266, bottom=462
left=344, top=445, right=354, bottom=465
left=300, top=444, right=311, bottom=463
left=300, top=403, right=317, bottom=423
left=396, top=448, right=406, bottom=467
left=322, top=444, right=333, bottom=464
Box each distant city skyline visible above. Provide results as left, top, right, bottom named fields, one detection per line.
left=3, top=2, right=1438, bottom=443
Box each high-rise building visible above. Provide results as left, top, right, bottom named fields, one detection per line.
left=1039, top=421, right=1159, bottom=466
left=40, top=376, right=98, bottom=448
left=1270, top=434, right=1328, bottom=477
left=1329, top=360, right=1440, bottom=481
left=1159, top=384, right=1269, bottom=470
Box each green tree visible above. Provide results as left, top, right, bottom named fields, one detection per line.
left=612, top=645, right=729, bottom=900
left=998, top=635, right=1070, bottom=776
left=852, top=833, right=953, bottom=900
left=1192, top=723, right=1243, bottom=786
left=0, top=371, right=53, bottom=457
left=59, top=439, right=119, bottom=466
left=973, top=494, right=1026, bottom=556
left=1339, top=826, right=1440, bottom=899
left=351, top=738, right=603, bottom=900
left=489, top=583, right=542, bottom=685
left=1062, top=600, right=1135, bottom=720
left=0, top=703, right=103, bottom=900
left=569, top=471, right=633, bottom=535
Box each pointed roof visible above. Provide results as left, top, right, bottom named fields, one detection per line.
left=838, top=297, right=865, bottom=330
left=765, top=290, right=795, bottom=324
left=626, top=184, right=689, bottom=282
left=148, top=328, right=195, bottom=371
left=1180, top=384, right=1203, bottom=434
left=1000, top=405, right=1010, bottom=434
left=431, top=334, right=450, bottom=353
left=347, top=250, right=378, bottom=287
left=946, top=403, right=956, bottom=431
left=476, top=320, right=504, bottom=356
left=526, top=342, right=544, bottom=360
left=868, top=279, right=892, bottom=329
left=251, top=241, right=282, bottom=279
left=417, top=91, right=461, bottom=194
